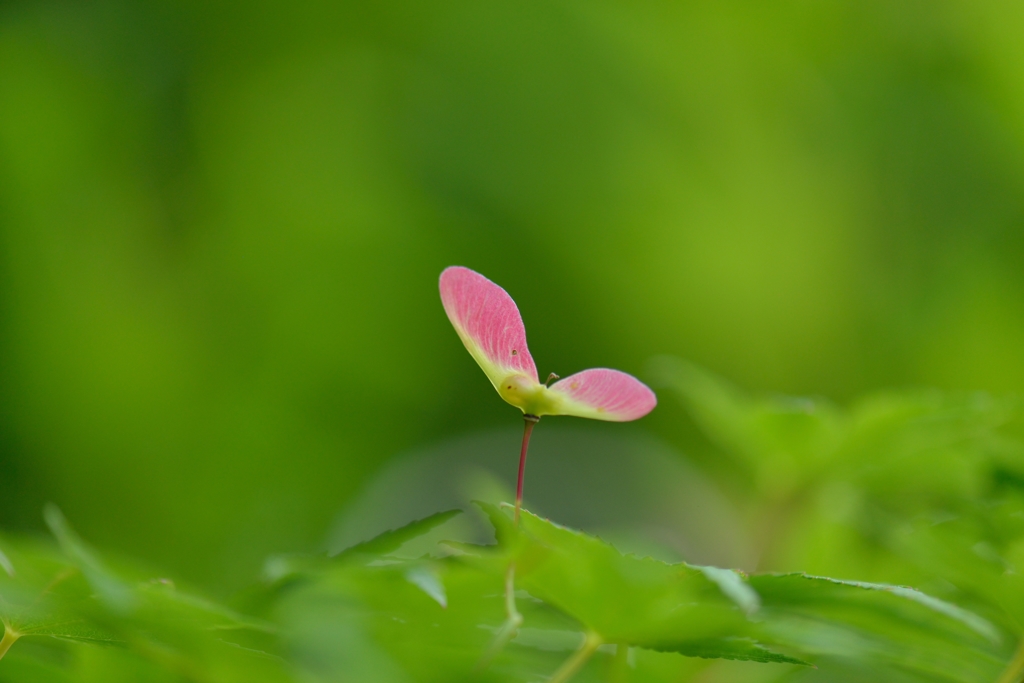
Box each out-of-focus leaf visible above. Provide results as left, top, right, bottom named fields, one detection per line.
left=275, top=557, right=496, bottom=681
left=12, top=619, right=121, bottom=644
left=657, top=357, right=1024, bottom=673
left=0, top=512, right=297, bottom=681
left=650, top=356, right=845, bottom=498
left=333, top=509, right=462, bottom=561
left=652, top=636, right=807, bottom=665
left=252, top=509, right=466, bottom=613
left=0, top=545, right=13, bottom=578
left=789, top=575, right=1000, bottom=643
left=404, top=565, right=447, bottom=608
left=43, top=504, right=133, bottom=613
left=884, top=510, right=1024, bottom=633
left=652, top=357, right=1024, bottom=512
left=751, top=573, right=1010, bottom=682
left=0, top=535, right=120, bottom=650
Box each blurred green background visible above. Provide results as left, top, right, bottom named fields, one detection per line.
left=2, top=0, right=1024, bottom=591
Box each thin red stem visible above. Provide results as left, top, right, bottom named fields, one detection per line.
left=514, top=417, right=537, bottom=525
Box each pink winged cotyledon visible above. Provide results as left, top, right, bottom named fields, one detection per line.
left=441, top=265, right=657, bottom=663
left=439, top=266, right=656, bottom=422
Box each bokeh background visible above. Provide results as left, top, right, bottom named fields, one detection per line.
left=2, top=0, right=1024, bottom=591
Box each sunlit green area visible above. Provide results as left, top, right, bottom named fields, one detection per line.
left=2, top=1, right=1024, bottom=681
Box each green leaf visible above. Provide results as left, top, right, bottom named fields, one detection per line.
left=403, top=565, right=447, bottom=609
left=333, top=509, right=462, bottom=561
left=750, top=573, right=1009, bottom=682
left=0, top=536, right=115, bottom=647
left=499, top=506, right=792, bottom=663
left=252, top=509, right=467, bottom=611
left=881, top=503, right=1024, bottom=630
left=696, top=565, right=760, bottom=616
left=793, top=575, right=1000, bottom=643
left=473, top=500, right=518, bottom=548
left=648, top=636, right=808, bottom=665
left=43, top=504, right=133, bottom=613
left=0, top=511, right=291, bottom=680
left=14, top=618, right=122, bottom=644
left=277, top=557, right=497, bottom=680
left=650, top=356, right=844, bottom=497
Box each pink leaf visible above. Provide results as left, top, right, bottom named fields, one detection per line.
left=548, top=368, right=657, bottom=422
left=439, top=267, right=539, bottom=390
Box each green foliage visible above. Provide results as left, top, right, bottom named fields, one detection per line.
left=652, top=358, right=1024, bottom=680
left=0, top=515, right=288, bottom=682
left=3, top=360, right=1024, bottom=680
left=0, top=483, right=1016, bottom=682
left=333, top=509, right=463, bottom=562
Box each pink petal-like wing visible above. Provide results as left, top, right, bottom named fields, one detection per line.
left=547, top=368, right=656, bottom=422
left=439, top=266, right=539, bottom=391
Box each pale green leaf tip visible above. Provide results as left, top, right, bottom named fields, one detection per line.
left=405, top=566, right=448, bottom=608
left=0, top=545, right=13, bottom=578
left=697, top=565, right=761, bottom=615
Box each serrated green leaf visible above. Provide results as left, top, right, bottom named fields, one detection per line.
left=473, top=500, right=517, bottom=548
left=506, top=508, right=760, bottom=651
left=645, top=636, right=809, bottom=665
left=333, top=509, right=462, bottom=561
left=751, top=573, right=1009, bottom=682
left=466, top=504, right=812, bottom=671
left=799, top=575, right=999, bottom=643
left=883, top=507, right=1024, bottom=632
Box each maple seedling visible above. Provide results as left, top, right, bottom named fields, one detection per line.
left=439, top=266, right=656, bottom=673
left=440, top=265, right=656, bottom=519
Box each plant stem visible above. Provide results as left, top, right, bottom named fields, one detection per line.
left=548, top=631, right=603, bottom=683
left=478, top=414, right=538, bottom=672
left=504, top=562, right=519, bottom=619
left=476, top=562, right=524, bottom=670
left=515, top=416, right=538, bottom=525
left=996, top=637, right=1024, bottom=683
left=0, top=623, right=20, bottom=662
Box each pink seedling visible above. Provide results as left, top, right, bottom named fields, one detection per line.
left=440, top=266, right=655, bottom=676
left=440, top=265, right=656, bottom=522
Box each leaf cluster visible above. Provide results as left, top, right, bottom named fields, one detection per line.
left=3, top=359, right=1024, bottom=681
left=0, top=500, right=1011, bottom=682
